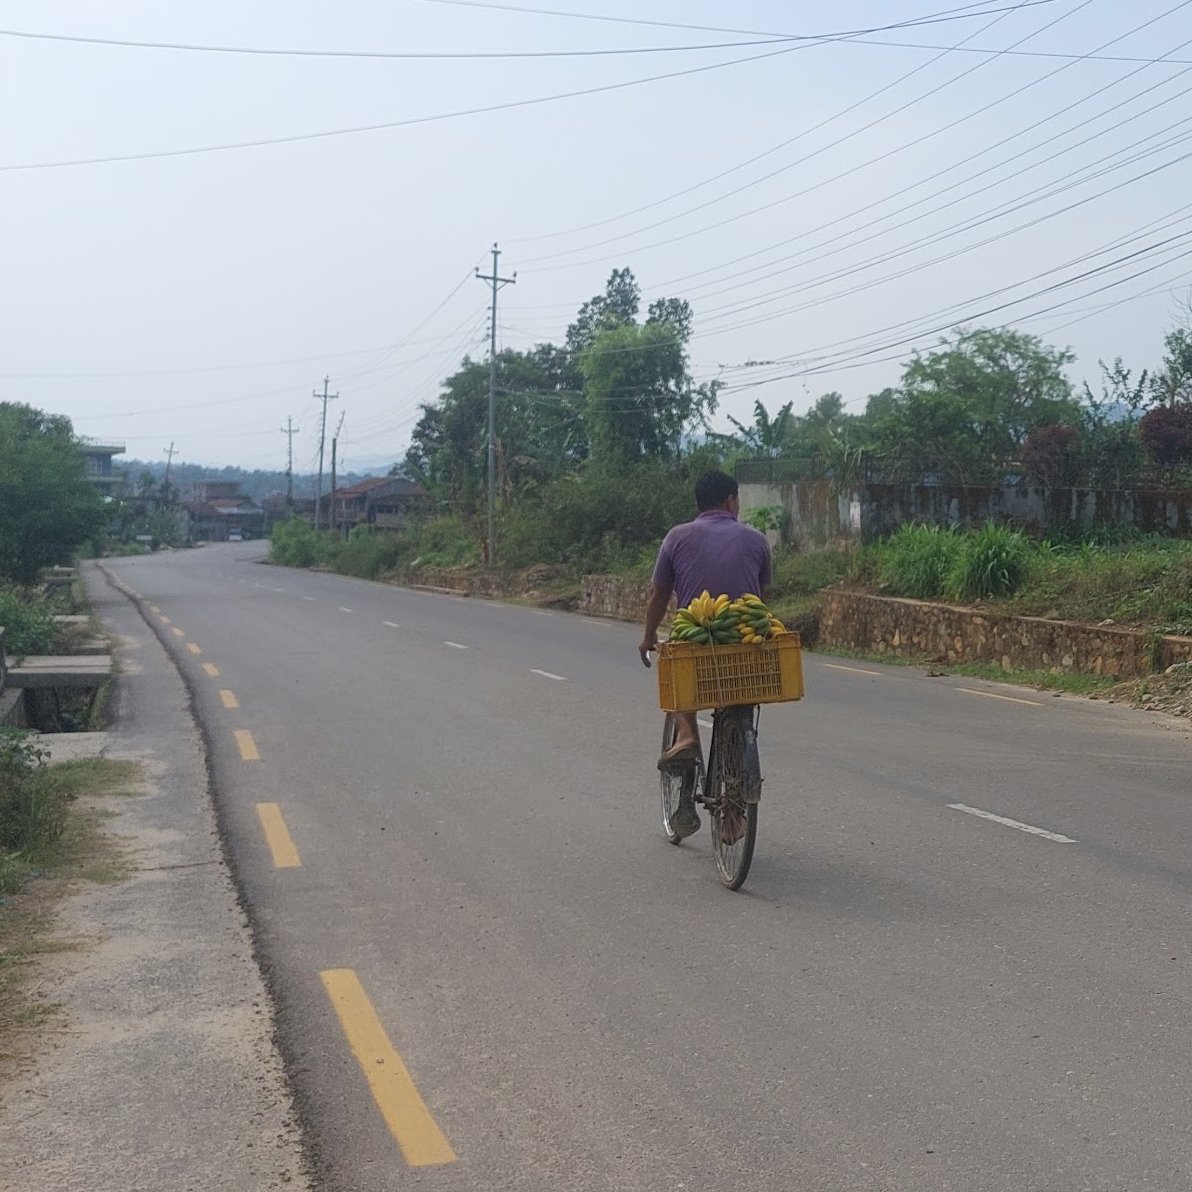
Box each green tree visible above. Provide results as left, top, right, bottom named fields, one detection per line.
left=0, top=404, right=107, bottom=584
left=579, top=320, right=717, bottom=462
left=565, top=267, right=641, bottom=356
left=872, top=327, right=1079, bottom=482
left=1079, top=358, right=1149, bottom=488
left=1151, top=327, right=1192, bottom=406
left=726, top=400, right=796, bottom=458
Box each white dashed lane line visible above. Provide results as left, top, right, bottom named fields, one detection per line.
left=955, top=687, right=1043, bottom=707
left=303, top=596, right=315, bottom=602
left=821, top=662, right=882, bottom=677
left=530, top=669, right=567, bottom=681
left=338, top=607, right=354, bottom=614
left=443, top=641, right=468, bottom=650
left=948, top=803, right=1076, bottom=844
left=383, top=621, right=400, bottom=628
left=698, top=718, right=714, bottom=730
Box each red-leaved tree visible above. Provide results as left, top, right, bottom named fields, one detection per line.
left=1021, top=423, right=1082, bottom=487
left=1139, top=403, right=1192, bottom=474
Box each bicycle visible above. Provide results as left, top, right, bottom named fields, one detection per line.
left=660, top=704, right=762, bottom=891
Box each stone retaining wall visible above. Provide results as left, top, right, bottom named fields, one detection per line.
left=579, top=574, right=657, bottom=622
left=820, top=590, right=1192, bottom=679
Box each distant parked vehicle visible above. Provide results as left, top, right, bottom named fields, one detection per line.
left=228, top=528, right=243, bottom=542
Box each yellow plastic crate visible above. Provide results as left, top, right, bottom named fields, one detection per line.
left=657, top=633, right=805, bottom=712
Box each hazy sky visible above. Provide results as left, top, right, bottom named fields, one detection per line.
left=5, top=0, right=1191, bottom=473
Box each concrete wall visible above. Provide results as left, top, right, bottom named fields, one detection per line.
left=819, top=589, right=1192, bottom=680
left=739, top=480, right=1192, bottom=548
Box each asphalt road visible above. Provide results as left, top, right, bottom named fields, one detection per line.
left=103, top=543, right=1192, bottom=1192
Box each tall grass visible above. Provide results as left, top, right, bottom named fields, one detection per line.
left=878, top=524, right=961, bottom=599
left=948, top=522, right=1031, bottom=601
left=0, top=730, right=65, bottom=893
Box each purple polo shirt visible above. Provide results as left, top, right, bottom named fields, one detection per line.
left=651, top=511, right=772, bottom=607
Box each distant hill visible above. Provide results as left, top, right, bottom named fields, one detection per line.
left=122, top=459, right=393, bottom=504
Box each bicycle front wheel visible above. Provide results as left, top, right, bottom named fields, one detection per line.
left=659, top=714, right=696, bottom=845
left=708, top=712, right=759, bottom=890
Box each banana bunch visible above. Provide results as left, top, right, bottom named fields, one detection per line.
left=669, top=590, right=788, bottom=646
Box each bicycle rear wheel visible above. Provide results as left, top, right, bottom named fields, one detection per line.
left=707, top=711, right=759, bottom=890
left=659, top=715, right=701, bottom=845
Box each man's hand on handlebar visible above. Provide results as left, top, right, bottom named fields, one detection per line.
left=638, top=633, right=657, bottom=668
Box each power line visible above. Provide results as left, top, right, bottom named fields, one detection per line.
left=522, top=0, right=1190, bottom=271
left=0, top=41, right=832, bottom=173
left=0, top=3, right=1083, bottom=175
left=0, top=5, right=1061, bottom=61
left=670, top=53, right=1192, bottom=306
left=728, top=238, right=1192, bottom=390
left=699, top=133, right=1192, bottom=335
left=0, top=326, right=495, bottom=380
left=410, top=0, right=1062, bottom=39
left=512, top=0, right=1050, bottom=248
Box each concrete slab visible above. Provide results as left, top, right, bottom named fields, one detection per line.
left=6, top=656, right=113, bottom=688
left=33, top=732, right=112, bottom=762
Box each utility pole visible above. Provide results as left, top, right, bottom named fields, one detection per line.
left=313, top=377, right=339, bottom=530
left=162, top=441, right=177, bottom=502
left=279, top=417, right=299, bottom=506
left=329, top=412, right=345, bottom=537
left=476, top=243, right=516, bottom=567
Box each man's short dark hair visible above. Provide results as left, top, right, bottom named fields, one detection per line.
left=695, top=470, right=739, bottom=511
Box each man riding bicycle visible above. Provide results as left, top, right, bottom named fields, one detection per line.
left=639, top=470, right=773, bottom=839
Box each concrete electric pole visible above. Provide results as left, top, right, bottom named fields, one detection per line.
left=475, top=244, right=515, bottom=567
left=280, top=417, right=299, bottom=507
left=162, top=441, right=177, bottom=501
left=329, top=412, right=345, bottom=537
left=313, top=377, right=339, bottom=530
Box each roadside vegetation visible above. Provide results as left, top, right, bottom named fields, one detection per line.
left=846, top=523, right=1192, bottom=634
left=0, top=738, right=142, bottom=1060
left=266, top=267, right=1192, bottom=709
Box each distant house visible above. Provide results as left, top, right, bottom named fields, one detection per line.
left=78, top=439, right=127, bottom=495
left=366, top=477, right=430, bottom=529
left=330, top=477, right=393, bottom=531
left=181, top=480, right=265, bottom=542
left=329, top=477, right=429, bottom=532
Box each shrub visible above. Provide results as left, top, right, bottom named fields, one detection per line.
left=499, top=460, right=695, bottom=571
left=879, top=524, right=961, bottom=599
left=411, top=517, right=480, bottom=569
left=948, top=522, right=1031, bottom=601
left=269, top=518, right=330, bottom=568
left=335, top=528, right=404, bottom=580
left=0, top=586, right=56, bottom=655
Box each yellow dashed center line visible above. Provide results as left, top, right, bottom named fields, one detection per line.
left=171, top=627, right=185, bottom=638
left=255, top=802, right=301, bottom=868
left=956, top=687, right=1042, bottom=707
left=202, top=663, right=220, bottom=677
left=149, top=605, right=160, bottom=614
left=159, top=616, right=171, bottom=624
left=186, top=643, right=202, bottom=655
left=219, top=689, right=239, bottom=709
left=320, top=969, right=456, bottom=1167
left=234, top=729, right=261, bottom=761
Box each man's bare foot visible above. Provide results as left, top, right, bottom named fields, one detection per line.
left=658, top=739, right=700, bottom=772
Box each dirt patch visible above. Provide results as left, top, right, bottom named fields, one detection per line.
left=1115, top=662, right=1192, bottom=721
left=0, top=758, right=142, bottom=1079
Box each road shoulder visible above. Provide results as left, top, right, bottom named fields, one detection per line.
left=0, top=563, right=311, bottom=1192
